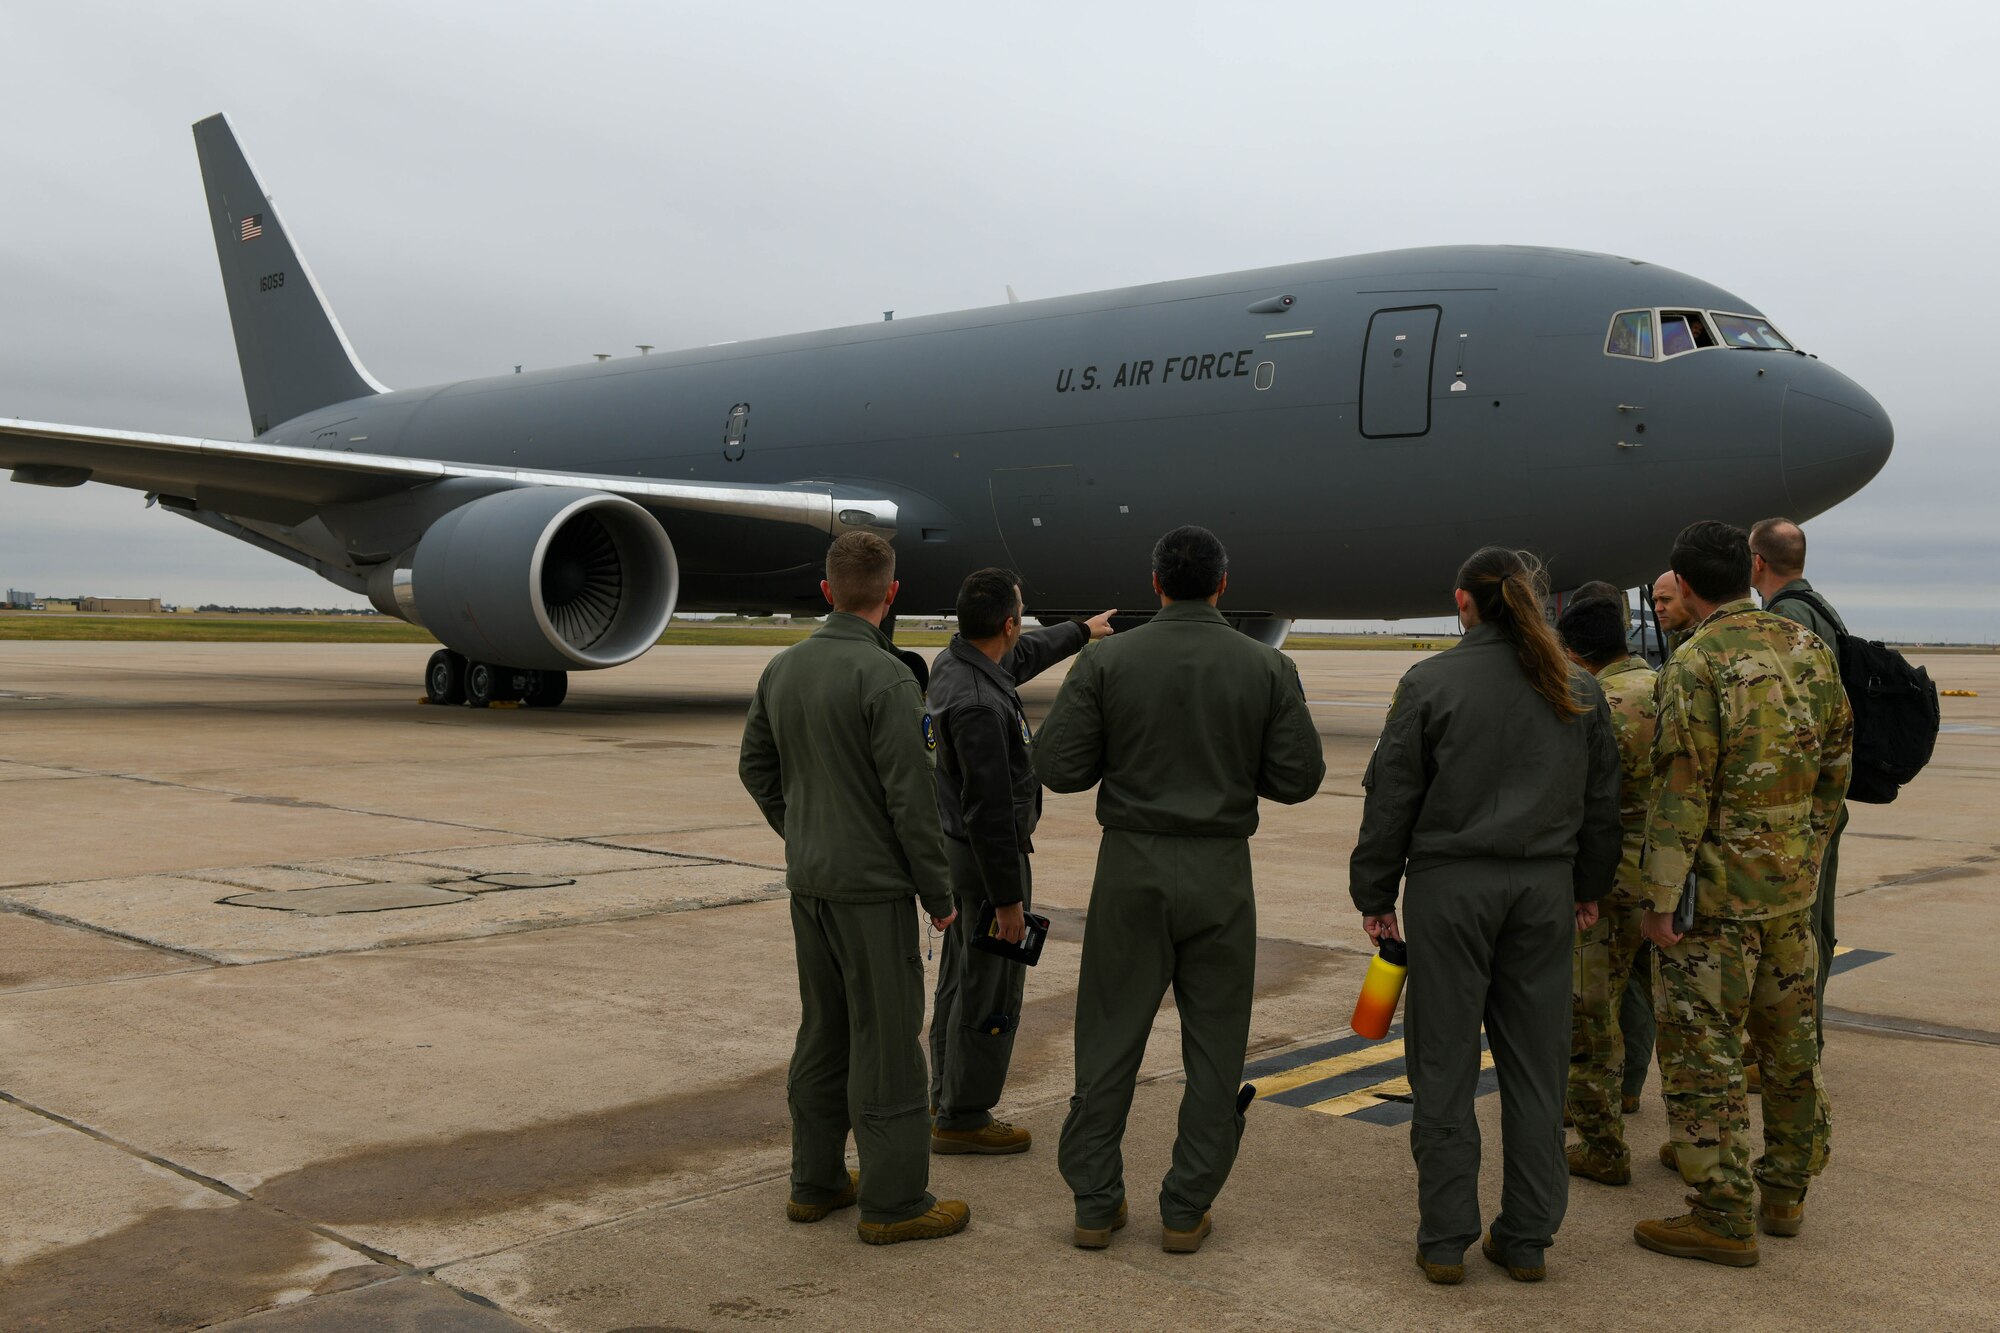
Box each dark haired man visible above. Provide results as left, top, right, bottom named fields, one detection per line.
left=1571, top=580, right=1630, bottom=628
left=1556, top=596, right=1658, bottom=1187
left=926, top=568, right=1113, bottom=1155
left=1634, top=520, right=1852, bottom=1266
left=739, top=532, right=969, bottom=1245
left=1749, top=518, right=1848, bottom=1052
left=1035, top=526, right=1326, bottom=1254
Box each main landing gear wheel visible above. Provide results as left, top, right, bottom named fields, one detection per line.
left=524, top=670, right=568, bottom=708
left=425, top=650, right=467, bottom=705
left=464, top=660, right=503, bottom=708
left=449, top=659, right=567, bottom=710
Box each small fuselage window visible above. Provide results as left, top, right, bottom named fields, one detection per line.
left=1710, top=312, right=1793, bottom=351
left=1606, top=309, right=1655, bottom=359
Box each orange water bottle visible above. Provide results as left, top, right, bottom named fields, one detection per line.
left=1351, top=938, right=1408, bottom=1039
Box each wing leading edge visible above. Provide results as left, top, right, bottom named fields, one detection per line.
left=0, top=417, right=894, bottom=534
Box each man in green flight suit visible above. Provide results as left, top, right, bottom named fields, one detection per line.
left=1635, top=520, right=1852, bottom=1266
left=1749, top=517, right=1849, bottom=1052
left=739, top=531, right=970, bottom=1246
left=1557, top=596, right=1659, bottom=1186
left=1034, top=526, right=1326, bottom=1254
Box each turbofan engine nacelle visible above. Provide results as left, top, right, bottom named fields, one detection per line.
left=369, top=487, right=677, bottom=670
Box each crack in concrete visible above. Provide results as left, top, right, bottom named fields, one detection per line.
left=1851, top=851, right=1997, bottom=898
left=1823, top=1008, right=2000, bottom=1047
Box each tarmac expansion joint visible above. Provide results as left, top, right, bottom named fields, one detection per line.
left=0, top=1086, right=421, bottom=1276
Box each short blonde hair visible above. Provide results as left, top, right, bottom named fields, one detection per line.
left=825, top=531, right=896, bottom=610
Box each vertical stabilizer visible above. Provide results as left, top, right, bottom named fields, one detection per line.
left=193, top=114, right=386, bottom=436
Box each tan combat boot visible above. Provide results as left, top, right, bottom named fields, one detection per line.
left=1622, top=1093, right=1641, bottom=1114
left=1658, top=1140, right=1679, bottom=1173
left=786, top=1169, right=859, bottom=1223
left=1567, top=1142, right=1632, bottom=1186
left=931, top=1119, right=1032, bottom=1155
left=1162, top=1212, right=1212, bottom=1254
left=1633, top=1213, right=1759, bottom=1267
left=1073, top=1199, right=1128, bottom=1249
left=1415, top=1249, right=1465, bottom=1285
left=1744, top=1061, right=1762, bottom=1094
left=1481, top=1230, right=1545, bottom=1282
left=1759, top=1186, right=1806, bottom=1237
left=858, top=1199, right=971, bottom=1245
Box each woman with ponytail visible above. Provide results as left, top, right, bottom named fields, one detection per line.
left=1349, top=546, right=1623, bottom=1286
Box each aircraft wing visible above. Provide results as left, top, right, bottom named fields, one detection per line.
left=0, top=417, right=892, bottom=533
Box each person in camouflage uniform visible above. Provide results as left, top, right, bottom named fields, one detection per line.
left=1556, top=597, right=1658, bottom=1186
left=1633, top=521, right=1853, bottom=1267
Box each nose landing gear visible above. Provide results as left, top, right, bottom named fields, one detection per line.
left=424, top=650, right=568, bottom=709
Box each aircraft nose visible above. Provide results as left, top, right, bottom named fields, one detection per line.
left=1781, top=362, right=1894, bottom=517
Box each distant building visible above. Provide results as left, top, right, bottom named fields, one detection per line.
left=42, top=600, right=78, bottom=612
left=81, top=597, right=163, bottom=614
left=5, top=588, right=33, bottom=608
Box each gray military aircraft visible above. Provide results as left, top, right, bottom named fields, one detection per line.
left=1, top=115, right=1893, bottom=708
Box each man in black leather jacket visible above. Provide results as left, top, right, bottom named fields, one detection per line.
left=926, top=567, right=1112, bottom=1155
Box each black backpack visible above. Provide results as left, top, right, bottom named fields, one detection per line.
left=1773, top=589, right=1940, bottom=804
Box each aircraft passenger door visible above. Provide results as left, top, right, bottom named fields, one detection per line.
left=1360, top=305, right=1441, bottom=438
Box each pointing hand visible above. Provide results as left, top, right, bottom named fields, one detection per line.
left=1084, top=609, right=1118, bottom=640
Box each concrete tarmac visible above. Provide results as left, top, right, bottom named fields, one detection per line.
left=1, top=641, right=1996, bottom=1331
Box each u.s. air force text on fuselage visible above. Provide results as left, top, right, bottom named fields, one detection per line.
left=1054, top=350, right=1256, bottom=393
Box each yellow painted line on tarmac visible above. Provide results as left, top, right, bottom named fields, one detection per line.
left=1252, top=1038, right=1406, bottom=1098
left=1307, top=1048, right=1496, bottom=1118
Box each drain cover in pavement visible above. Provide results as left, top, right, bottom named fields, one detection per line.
left=220, top=883, right=471, bottom=915
left=467, top=873, right=576, bottom=890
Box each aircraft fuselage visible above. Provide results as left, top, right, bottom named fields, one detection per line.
left=260, top=244, right=1894, bottom=623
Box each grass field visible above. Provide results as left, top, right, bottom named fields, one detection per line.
left=0, top=613, right=1452, bottom=651
left=4, top=613, right=1983, bottom=653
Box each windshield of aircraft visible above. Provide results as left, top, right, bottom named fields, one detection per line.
left=1607, top=308, right=1795, bottom=361
left=1710, top=312, right=1793, bottom=351
left=1606, top=309, right=1654, bottom=359
left=1659, top=311, right=1716, bottom=357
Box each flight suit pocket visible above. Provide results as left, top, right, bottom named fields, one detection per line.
left=860, top=1098, right=928, bottom=1123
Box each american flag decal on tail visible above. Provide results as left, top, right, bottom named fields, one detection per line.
left=239, top=214, right=264, bottom=241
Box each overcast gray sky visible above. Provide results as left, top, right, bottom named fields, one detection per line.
left=2, top=2, right=1993, bottom=639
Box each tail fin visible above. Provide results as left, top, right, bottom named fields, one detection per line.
left=193, top=114, right=386, bottom=436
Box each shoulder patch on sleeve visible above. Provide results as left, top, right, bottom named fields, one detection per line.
left=922, top=712, right=938, bottom=751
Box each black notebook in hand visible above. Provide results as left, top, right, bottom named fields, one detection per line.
left=970, top=900, right=1050, bottom=967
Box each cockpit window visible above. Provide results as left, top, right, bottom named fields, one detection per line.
left=1710, top=312, right=1793, bottom=351
left=1606, top=309, right=1655, bottom=359
left=1660, top=310, right=1717, bottom=357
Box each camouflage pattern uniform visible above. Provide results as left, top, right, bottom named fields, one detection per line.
left=1568, top=653, right=1658, bottom=1164
left=1641, top=601, right=1852, bottom=1237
